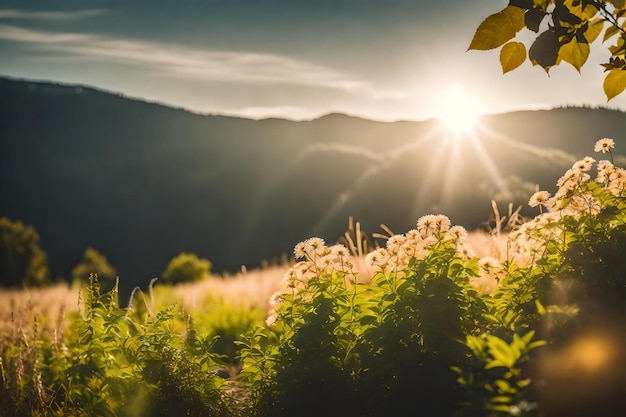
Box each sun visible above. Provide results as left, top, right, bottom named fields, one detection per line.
left=434, top=88, right=483, bottom=134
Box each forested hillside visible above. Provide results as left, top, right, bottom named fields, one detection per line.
left=1, top=76, right=625, bottom=291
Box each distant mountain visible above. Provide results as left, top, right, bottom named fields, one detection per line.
left=2, top=76, right=625, bottom=292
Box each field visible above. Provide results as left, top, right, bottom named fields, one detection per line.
left=1, top=140, right=626, bottom=417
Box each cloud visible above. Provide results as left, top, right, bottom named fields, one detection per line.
left=298, top=143, right=383, bottom=162
left=0, top=23, right=385, bottom=94
left=0, top=9, right=106, bottom=20
left=219, top=106, right=325, bottom=121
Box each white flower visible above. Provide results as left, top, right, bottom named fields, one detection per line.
left=365, top=248, right=388, bottom=268
left=528, top=190, right=551, bottom=208
left=294, top=241, right=307, bottom=259
left=447, top=225, right=468, bottom=244
left=594, top=138, right=615, bottom=153
left=386, top=234, right=407, bottom=253
left=417, top=214, right=437, bottom=237
left=572, top=157, right=594, bottom=172
left=303, top=237, right=325, bottom=257
left=330, top=244, right=350, bottom=260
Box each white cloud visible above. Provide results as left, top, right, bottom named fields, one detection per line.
left=0, top=9, right=106, bottom=20
left=219, top=106, right=324, bottom=121
left=0, top=23, right=389, bottom=95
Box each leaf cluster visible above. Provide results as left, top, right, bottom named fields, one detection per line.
left=470, top=0, right=626, bottom=99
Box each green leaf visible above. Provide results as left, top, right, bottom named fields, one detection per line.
left=486, top=335, right=515, bottom=368
left=469, top=6, right=526, bottom=51
left=559, top=36, right=590, bottom=72
left=535, top=300, right=546, bottom=315
left=604, top=69, right=626, bottom=100
left=529, top=30, right=560, bottom=71
left=500, top=41, right=527, bottom=73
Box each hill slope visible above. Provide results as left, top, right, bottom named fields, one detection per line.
left=1, top=76, right=625, bottom=291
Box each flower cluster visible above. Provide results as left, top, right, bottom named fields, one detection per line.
left=266, top=238, right=356, bottom=326
left=514, top=138, right=624, bottom=262
left=364, top=214, right=472, bottom=273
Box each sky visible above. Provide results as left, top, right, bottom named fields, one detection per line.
left=1, top=0, right=625, bottom=122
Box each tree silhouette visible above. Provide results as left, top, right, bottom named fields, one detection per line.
left=0, top=217, right=50, bottom=287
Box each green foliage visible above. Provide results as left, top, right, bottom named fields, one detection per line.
left=161, top=252, right=211, bottom=285
left=470, top=0, right=626, bottom=99
left=71, top=247, right=118, bottom=291
left=238, top=226, right=544, bottom=417
left=0, top=274, right=236, bottom=417
left=0, top=217, right=49, bottom=287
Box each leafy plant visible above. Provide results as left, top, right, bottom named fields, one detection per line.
left=470, top=0, right=626, bottom=99
left=162, top=252, right=212, bottom=285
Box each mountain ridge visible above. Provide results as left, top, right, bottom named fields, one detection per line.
left=2, top=76, right=625, bottom=292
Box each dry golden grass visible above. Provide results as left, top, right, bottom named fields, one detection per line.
left=170, top=265, right=288, bottom=312
left=0, top=283, right=80, bottom=341
left=0, top=227, right=510, bottom=333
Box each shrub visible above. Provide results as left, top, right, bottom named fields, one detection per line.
left=71, top=246, right=118, bottom=291
left=162, top=252, right=211, bottom=284
left=0, top=217, right=50, bottom=287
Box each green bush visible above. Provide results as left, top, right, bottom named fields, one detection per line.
left=71, top=247, right=118, bottom=291
left=162, top=252, right=211, bottom=284
left=0, top=217, right=50, bottom=287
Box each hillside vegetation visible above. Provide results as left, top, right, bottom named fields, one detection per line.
left=1, top=137, right=626, bottom=416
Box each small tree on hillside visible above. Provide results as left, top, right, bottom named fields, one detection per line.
left=0, top=217, right=50, bottom=287
left=71, top=247, right=118, bottom=291
left=162, top=252, right=212, bottom=285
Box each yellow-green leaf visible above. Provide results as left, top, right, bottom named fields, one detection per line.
left=585, top=18, right=605, bottom=44
left=469, top=6, right=526, bottom=51
left=604, top=24, right=620, bottom=43
left=565, top=0, right=600, bottom=20
left=559, top=36, right=590, bottom=72
left=500, top=41, right=527, bottom=73
left=604, top=69, right=626, bottom=100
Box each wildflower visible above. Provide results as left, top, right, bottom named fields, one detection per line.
left=447, top=225, right=468, bottom=244
left=405, top=229, right=421, bottom=242
left=434, top=214, right=452, bottom=233
left=294, top=241, right=307, bottom=259
left=594, top=137, right=615, bottom=153
left=417, top=214, right=450, bottom=237
left=417, top=214, right=437, bottom=237
left=457, top=243, right=475, bottom=258
left=304, top=237, right=325, bottom=257
left=330, top=244, right=350, bottom=261
left=268, top=291, right=284, bottom=308
left=479, top=257, right=502, bottom=273
left=597, top=159, right=615, bottom=183
left=572, top=157, right=595, bottom=172
left=557, top=168, right=589, bottom=190
left=265, top=311, right=278, bottom=327
left=607, top=168, right=626, bottom=195
left=365, top=248, right=388, bottom=268
left=386, top=234, right=407, bottom=252
left=528, top=190, right=551, bottom=208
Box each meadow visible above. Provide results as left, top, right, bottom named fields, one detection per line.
left=1, top=139, right=625, bottom=417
